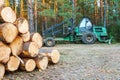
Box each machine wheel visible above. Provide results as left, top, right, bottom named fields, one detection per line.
left=82, top=32, right=96, bottom=44
left=44, top=37, right=55, bottom=47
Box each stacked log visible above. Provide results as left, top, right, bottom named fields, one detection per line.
left=0, top=64, right=5, bottom=79
left=39, top=49, right=60, bottom=64
left=6, top=56, right=20, bottom=72
left=34, top=55, right=48, bottom=70
left=0, top=2, right=60, bottom=79
left=1, top=7, right=16, bottom=23
left=20, top=58, right=36, bottom=72
left=0, top=42, right=11, bottom=64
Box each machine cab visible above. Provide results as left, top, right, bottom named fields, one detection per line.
left=79, top=17, right=93, bottom=32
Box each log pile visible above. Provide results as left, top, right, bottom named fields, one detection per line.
left=0, top=2, right=60, bottom=79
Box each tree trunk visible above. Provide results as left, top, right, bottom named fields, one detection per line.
left=22, top=42, right=39, bottom=57
left=34, top=0, right=37, bottom=32
left=10, top=36, right=23, bottom=56
left=1, top=7, right=16, bottom=23
left=34, top=55, right=48, bottom=70
left=20, top=58, right=36, bottom=72
left=16, top=18, right=29, bottom=34
left=39, top=49, right=60, bottom=64
left=0, top=63, right=5, bottom=79
left=30, top=32, right=43, bottom=48
left=0, top=42, right=11, bottom=64
left=27, top=0, right=35, bottom=33
left=2, top=23, right=18, bottom=43
left=6, top=56, right=20, bottom=71
left=20, top=31, right=30, bottom=42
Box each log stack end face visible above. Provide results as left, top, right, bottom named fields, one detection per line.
left=0, top=4, right=60, bottom=79
left=31, top=33, right=43, bottom=48
left=2, top=23, right=18, bottom=43
left=25, top=59, right=36, bottom=72
left=51, top=50, right=60, bottom=64
left=10, top=36, right=23, bottom=56
left=1, top=7, right=16, bottom=23
left=29, top=42, right=39, bottom=57
left=7, top=56, right=20, bottom=71
left=39, top=57, right=48, bottom=70
left=0, top=42, right=11, bottom=63
left=17, top=18, right=29, bottom=34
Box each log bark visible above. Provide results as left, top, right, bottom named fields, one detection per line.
left=34, top=55, right=48, bottom=70
left=20, top=58, right=36, bottom=72
left=20, top=31, right=30, bottom=42
left=10, top=36, right=23, bottom=56
left=30, top=32, right=43, bottom=48
left=2, top=23, right=18, bottom=43
left=0, top=24, right=3, bottom=36
left=0, top=63, right=5, bottom=79
left=39, top=49, right=60, bottom=64
left=16, top=18, right=29, bottom=34
left=22, top=42, right=39, bottom=57
left=1, top=7, right=16, bottom=23
left=0, top=42, right=11, bottom=64
left=6, top=56, right=20, bottom=71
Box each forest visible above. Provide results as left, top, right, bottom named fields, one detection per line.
left=4, top=0, right=120, bottom=42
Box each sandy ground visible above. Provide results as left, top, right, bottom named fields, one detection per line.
left=3, top=44, right=120, bottom=80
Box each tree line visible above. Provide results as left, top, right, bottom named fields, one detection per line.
left=4, top=0, right=120, bottom=42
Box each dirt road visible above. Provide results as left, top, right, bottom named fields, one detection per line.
left=4, top=44, right=120, bottom=80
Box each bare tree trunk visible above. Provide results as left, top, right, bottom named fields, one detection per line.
left=34, top=0, right=37, bottom=32
left=104, top=0, right=107, bottom=27
left=27, top=0, right=35, bottom=33
left=72, top=0, right=76, bottom=26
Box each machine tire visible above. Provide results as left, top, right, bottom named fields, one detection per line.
left=82, top=32, right=96, bottom=44
left=44, top=37, right=55, bottom=47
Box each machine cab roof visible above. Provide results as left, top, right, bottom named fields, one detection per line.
left=79, top=17, right=93, bottom=32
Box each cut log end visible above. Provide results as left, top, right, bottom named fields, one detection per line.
left=35, top=56, right=48, bottom=70
left=1, top=7, right=16, bottom=23
left=50, top=50, right=60, bottom=64
left=29, top=42, right=39, bottom=57
left=17, top=18, right=29, bottom=33
left=39, top=49, right=60, bottom=64
left=31, top=33, right=43, bottom=48
left=20, top=59, right=36, bottom=72
left=7, top=56, right=20, bottom=71
left=0, top=42, right=11, bottom=63
left=0, top=0, right=4, bottom=8
left=0, top=63, right=5, bottom=79
left=20, top=31, right=30, bottom=42
left=10, top=36, right=23, bottom=56
left=22, top=42, right=39, bottom=57
left=0, top=0, right=4, bottom=4
left=2, top=23, right=18, bottom=43
left=25, top=59, right=36, bottom=72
